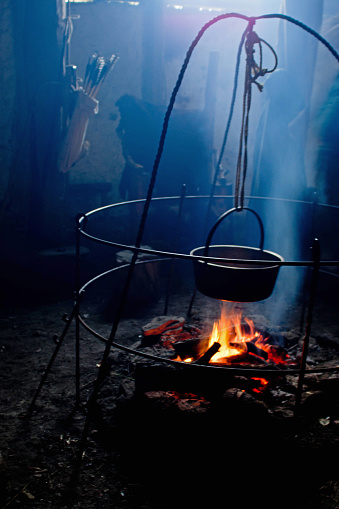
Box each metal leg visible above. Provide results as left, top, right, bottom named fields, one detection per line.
left=164, top=184, right=186, bottom=315
left=28, top=213, right=86, bottom=414
left=299, top=192, right=318, bottom=333
left=74, top=214, right=85, bottom=407
left=294, top=238, right=320, bottom=417
left=28, top=307, right=76, bottom=414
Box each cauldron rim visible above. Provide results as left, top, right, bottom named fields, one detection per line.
left=190, top=244, right=285, bottom=270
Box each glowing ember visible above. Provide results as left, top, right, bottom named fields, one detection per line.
left=251, top=377, right=270, bottom=393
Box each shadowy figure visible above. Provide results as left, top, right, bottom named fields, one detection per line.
left=116, top=94, right=210, bottom=201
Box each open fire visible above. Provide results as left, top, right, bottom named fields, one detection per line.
left=138, top=298, right=338, bottom=400
left=141, top=303, right=292, bottom=368
left=201, top=304, right=290, bottom=366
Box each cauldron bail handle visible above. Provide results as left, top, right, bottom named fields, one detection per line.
left=203, top=206, right=265, bottom=257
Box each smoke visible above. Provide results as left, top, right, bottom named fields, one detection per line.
left=246, top=6, right=327, bottom=326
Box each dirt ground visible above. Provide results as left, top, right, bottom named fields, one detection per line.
left=1, top=261, right=339, bottom=509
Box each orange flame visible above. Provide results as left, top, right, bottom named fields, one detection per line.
left=208, top=307, right=244, bottom=362
left=207, top=304, right=269, bottom=363
left=206, top=304, right=290, bottom=366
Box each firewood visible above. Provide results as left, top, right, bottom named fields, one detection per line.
left=213, top=351, right=249, bottom=365
left=173, top=336, right=209, bottom=361
left=142, top=316, right=185, bottom=337
left=134, top=362, right=233, bottom=398
left=194, top=342, right=221, bottom=365
left=141, top=316, right=185, bottom=347
left=246, top=341, right=269, bottom=360
left=228, top=340, right=268, bottom=361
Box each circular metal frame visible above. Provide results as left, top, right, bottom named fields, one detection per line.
left=75, top=194, right=339, bottom=377
left=78, top=195, right=339, bottom=267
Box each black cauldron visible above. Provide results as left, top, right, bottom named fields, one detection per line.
left=191, top=207, right=284, bottom=302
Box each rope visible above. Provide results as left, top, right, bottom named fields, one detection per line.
left=204, top=26, right=247, bottom=235
left=234, top=27, right=278, bottom=209
left=204, top=28, right=248, bottom=236
left=206, top=23, right=278, bottom=222
left=258, top=13, right=339, bottom=64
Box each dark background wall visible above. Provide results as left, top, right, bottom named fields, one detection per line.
left=1, top=1, right=64, bottom=236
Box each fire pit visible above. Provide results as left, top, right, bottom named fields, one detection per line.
left=28, top=195, right=339, bottom=413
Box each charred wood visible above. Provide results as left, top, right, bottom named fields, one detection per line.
left=142, top=316, right=185, bottom=336
left=135, top=362, right=235, bottom=399
left=194, top=342, right=221, bottom=365
left=141, top=315, right=185, bottom=346
left=173, top=336, right=209, bottom=361
left=245, top=341, right=269, bottom=361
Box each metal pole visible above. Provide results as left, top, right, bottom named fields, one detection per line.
left=299, top=191, right=318, bottom=333
left=28, top=308, right=76, bottom=414
left=28, top=213, right=86, bottom=413
left=74, top=213, right=86, bottom=407
left=294, top=238, right=320, bottom=416
left=164, top=184, right=186, bottom=315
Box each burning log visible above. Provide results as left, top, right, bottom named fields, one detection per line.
left=243, top=340, right=269, bottom=361
left=173, top=336, right=209, bottom=361
left=264, top=344, right=290, bottom=364
left=194, top=342, right=221, bottom=365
